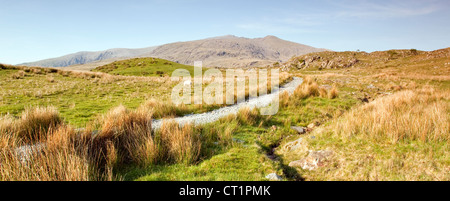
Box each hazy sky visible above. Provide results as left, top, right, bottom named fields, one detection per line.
left=1, top=0, right=449, bottom=64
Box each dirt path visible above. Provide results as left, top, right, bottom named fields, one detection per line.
left=152, top=77, right=303, bottom=130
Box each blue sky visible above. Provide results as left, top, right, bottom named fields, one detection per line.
left=0, top=0, right=449, bottom=64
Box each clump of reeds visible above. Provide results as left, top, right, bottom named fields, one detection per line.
left=331, top=87, right=449, bottom=143
left=17, top=106, right=62, bottom=143
left=90, top=105, right=152, bottom=168
left=158, top=121, right=201, bottom=164
left=293, top=76, right=319, bottom=99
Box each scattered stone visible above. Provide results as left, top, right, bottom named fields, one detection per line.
left=281, top=137, right=307, bottom=153
left=367, top=84, right=376, bottom=89
left=307, top=123, right=316, bottom=129
left=289, top=150, right=333, bottom=171
left=310, top=136, right=316, bottom=139
left=265, top=173, right=282, bottom=181
left=14, top=143, right=45, bottom=164
left=291, top=126, right=306, bottom=134
left=232, top=138, right=245, bottom=144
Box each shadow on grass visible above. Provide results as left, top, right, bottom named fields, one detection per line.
left=257, top=140, right=305, bottom=181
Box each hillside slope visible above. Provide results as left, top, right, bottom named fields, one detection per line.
left=92, top=57, right=197, bottom=77
left=20, top=47, right=157, bottom=67
left=279, top=48, right=450, bottom=78
left=21, top=35, right=326, bottom=68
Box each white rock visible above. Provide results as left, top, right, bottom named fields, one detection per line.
left=265, top=173, right=282, bottom=181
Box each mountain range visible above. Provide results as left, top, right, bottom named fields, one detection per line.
left=20, top=35, right=327, bottom=68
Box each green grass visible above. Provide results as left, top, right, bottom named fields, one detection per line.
left=92, top=57, right=206, bottom=77
left=117, top=92, right=359, bottom=181
left=0, top=64, right=291, bottom=128
left=288, top=129, right=450, bottom=181
left=119, top=115, right=282, bottom=181
left=0, top=68, right=176, bottom=127
left=2, top=48, right=448, bottom=181
left=278, top=61, right=450, bottom=181
left=131, top=146, right=276, bottom=181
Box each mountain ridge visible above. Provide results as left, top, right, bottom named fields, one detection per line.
left=21, top=35, right=328, bottom=68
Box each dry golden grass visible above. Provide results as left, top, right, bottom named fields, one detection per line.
left=17, top=106, right=62, bottom=143
left=282, top=49, right=449, bottom=180
left=293, top=77, right=319, bottom=99
left=0, top=107, right=99, bottom=181
left=290, top=86, right=450, bottom=181
left=0, top=106, right=64, bottom=145
left=11, top=70, right=25, bottom=79
left=46, top=75, right=55, bottom=83
left=0, top=104, right=153, bottom=181
left=333, top=87, right=449, bottom=143
left=293, top=76, right=338, bottom=100
left=159, top=121, right=201, bottom=164
left=0, top=125, right=93, bottom=181
left=0, top=115, right=20, bottom=149
left=318, top=87, right=328, bottom=98
left=328, top=85, right=339, bottom=99
left=133, top=130, right=160, bottom=166
left=236, top=107, right=261, bottom=125
left=92, top=105, right=152, bottom=168
left=139, top=99, right=188, bottom=119
left=279, top=91, right=290, bottom=108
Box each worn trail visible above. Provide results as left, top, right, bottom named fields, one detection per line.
left=152, top=77, right=303, bottom=130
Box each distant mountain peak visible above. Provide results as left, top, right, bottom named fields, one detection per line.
left=208, top=35, right=239, bottom=40
left=263, top=35, right=279, bottom=39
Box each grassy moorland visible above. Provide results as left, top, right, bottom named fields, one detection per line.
left=92, top=57, right=202, bottom=77
left=0, top=65, right=176, bottom=127
left=0, top=63, right=290, bottom=127
left=131, top=48, right=449, bottom=181
left=274, top=48, right=450, bottom=180
left=0, top=48, right=448, bottom=181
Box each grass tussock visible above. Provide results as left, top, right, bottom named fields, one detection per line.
left=293, top=76, right=319, bottom=99
left=10, top=106, right=63, bottom=144
left=139, top=99, right=188, bottom=119
left=279, top=91, right=290, bottom=108
left=0, top=115, right=20, bottom=149
left=91, top=105, right=152, bottom=168
left=11, top=70, right=25, bottom=79
left=1, top=104, right=255, bottom=180
left=332, top=86, right=449, bottom=143
left=291, top=76, right=339, bottom=102
left=328, top=85, right=339, bottom=99
left=159, top=121, right=201, bottom=164
left=236, top=107, right=261, bottom=125
left=0, top=105, right=153, bottom=181
left=0, top=125, right=93, bottom=181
